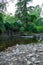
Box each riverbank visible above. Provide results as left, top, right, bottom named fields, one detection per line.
left=0, top=37, right=38, bottom=51
left=0, top=43, right=43, bottom=65
left=0, top=34, right=43, bottom=51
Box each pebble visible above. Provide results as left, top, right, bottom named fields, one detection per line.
left=35, top=61, right=41, bottom=63
left=31, top=57, right=36, bottom=62
left=0, top=44, right=43, bottom=65
left=27, top=61, right=32, bottom=65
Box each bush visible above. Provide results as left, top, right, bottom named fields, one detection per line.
left=19, top=26, right=25, bottom=33
left=36, top=26, right=43, bottom=33
left=26, top=22, right=37, bottom=33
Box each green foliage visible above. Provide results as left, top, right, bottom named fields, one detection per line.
left=14, top=22, right=19, bottom=27
left=29, top=5, right=41, bottom=17
left=26, top=22, right=36, bottom=33
left=3, top=14, right=18, bottom=23
left=15, top=0, right=32, bottom=23
left=36, top=18, right=43, bottom=26
left=0, top=3, right=42, bottom=34
left=0, top=13, right=3, bottom=22
left=0, top=1, right=6, bottom=13
left=4, top=22, right=14, bottom=30
left=0, top=0, right=43, bottom=51
left=19, top=26, right=25, bottom=33
left=36, top=26, right=43, bottom=33
left=35, top=18, right=43, bottom=33
left=0, top=3, right=6, bottom=9
left=0, top=13, right=5, bottom=32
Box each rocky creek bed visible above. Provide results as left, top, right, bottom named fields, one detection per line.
left=0, top=43, right=43, bottom=65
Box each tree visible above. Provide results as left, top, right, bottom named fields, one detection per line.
left=0, top=0, right=7, bottom=34
left=0, top=13, right=5, bottom=34
left=35, top=18, right=43, bottom=33
left=15, top=1, right=42, bottom=33
left=0, top=0, right=7, bottom=13
left=15, top=0, right=32, bottom=23
left=29, top=5, right=41, bottom=20
left=26, top=5, right=42, bottom=33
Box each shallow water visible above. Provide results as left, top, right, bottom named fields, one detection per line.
left=0, top=37, right=38, bottom=51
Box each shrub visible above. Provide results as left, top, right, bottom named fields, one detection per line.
left=19, top=26, right=25, bottom=33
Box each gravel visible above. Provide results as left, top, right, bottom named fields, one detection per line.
left=0, top=43, right=43, bottom=65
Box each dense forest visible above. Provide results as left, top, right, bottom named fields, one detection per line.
left=0, top=0, right=43, bottom=51
left=0, top=0, right=43, bottom=36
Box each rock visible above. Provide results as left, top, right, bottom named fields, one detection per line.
left=16, top=48, right=19, bottom=55
left=27, top=61, right=32, bottom=65
left=33, top=64, right=36, bottom=65
left=23, top=57, right=27, bottom=61
left=38, top=49, right=43, bottom=52
left=28, top=53, right=35, bottom=57
left=0, top=44, right=43, bottom=65
left=16, top=44, right=19, bottom=48
left=31, top=57, right=36, bottom=62
left=36, top=54, right=39, bottom=57
left=33, top=47, right=37, bottom=52
left=34, top=61, right=41, bottom=63
left=24, top=58, right=27, bottom=61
